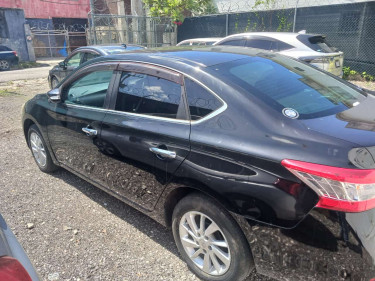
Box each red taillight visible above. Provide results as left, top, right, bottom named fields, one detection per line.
left=12, top=51, right=17, bottom=56
left=281, top=159, right=375, bottom=212
left=0, top=256, right=32, bottom=281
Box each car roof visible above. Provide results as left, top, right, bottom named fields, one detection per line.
left=75, top=44, right=145, bottom=53
left=179, top=38, right=223, bottom=42
left=220, top=32, right=322, bottom=40
left=79, top=46, right=287, bottom=70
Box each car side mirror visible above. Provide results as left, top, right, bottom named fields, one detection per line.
left=47, top=88, right=61, bottom=102
left=58, top=61, right=66, bottom=69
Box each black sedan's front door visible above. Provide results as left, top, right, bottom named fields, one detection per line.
left=98, top=64, right=190, bottom=210
left=47, top=63, right=117, bottom=185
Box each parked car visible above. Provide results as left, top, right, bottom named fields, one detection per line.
left=0, top=213, right=40, bottom=281
left=23, top=46, right=375, bottom=281
left=214, top=32, right=344, bottom=76
left=177, top=38, right=222, bottom=46
left=0, top=45, right=19, bottom=71
left=48, top=44, right=145, bottom=88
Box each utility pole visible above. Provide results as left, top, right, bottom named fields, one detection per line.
left=89, top=0, right=97, bottom=44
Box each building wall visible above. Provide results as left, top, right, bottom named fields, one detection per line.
left=0, top=0, right=90, bottom=19
left=0, top=8, right=30, bottom=60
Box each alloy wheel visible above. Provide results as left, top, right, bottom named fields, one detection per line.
left=179, top=211, right=231, bottom=276
left=30, top=132, right=47, bottom=167
left=0, top=60, right=10, bottom=70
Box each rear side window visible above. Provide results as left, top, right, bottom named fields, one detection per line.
left=245, top=39, right=273, bottom=50
left=115, top=72, right=182, bottom=119
left=210, top=56, right=366, bottom=119
left=270, top=40, right=294, bottom=51
left=219, top=39, right=245, bottom=46
left=185, top=78, right=223, bottom=120
left=297, top=35, right=336, bottom=53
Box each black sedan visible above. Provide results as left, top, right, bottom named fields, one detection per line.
left=22, top=47, right=375, bottom=281
left=0, top=45, right=19, bottom=71
left=47, top=44, right=145, bottom=88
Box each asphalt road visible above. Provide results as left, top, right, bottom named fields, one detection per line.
left=0, top=59, right=60, bottom=83
left=0, top=66, right=51, bottom=82
left=0, top=76, right=267, bottom=281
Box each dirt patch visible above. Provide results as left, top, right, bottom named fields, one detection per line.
left=349, top=80, right=375, bottom=91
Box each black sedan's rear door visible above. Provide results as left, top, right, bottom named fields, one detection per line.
left=98, top=63, right=190, bottom=211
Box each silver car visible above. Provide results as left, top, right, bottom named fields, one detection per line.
left=0, top=213, right=39, bottom=281
left=177, top=37, right=223, bottom=46
left=214, top=32, right=343, bottom=76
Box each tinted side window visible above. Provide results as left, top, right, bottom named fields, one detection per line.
left=245, top=39, right=272, bottom=50
left=219, top=39, right=245, bottom=46
left=276, top=40, right=294, bottom=51
left=115, top=72, right=182, bottom=119
left=0, top=46, right=11, bottom=51
left=66, top=52, right=82, bottom=67
left=185, top=78, right=223, bottom=120
left=269, top=40, right=294, bottom=51
left=64, top=70, right=113, bottom=108
left=81, top=52, right=100, bottom=64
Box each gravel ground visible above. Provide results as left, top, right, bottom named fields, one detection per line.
left=0, top=78, right=269, bottom=281
left=0, top=78, right=200, bottom=281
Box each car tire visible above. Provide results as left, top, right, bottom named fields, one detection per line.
left=0, top=60, right=10, bottom=71
left=28, top=124, right=58, bottom=173
left=172, top=193, right=253, bottom=281
left=51, top=76, right=59, bottom=89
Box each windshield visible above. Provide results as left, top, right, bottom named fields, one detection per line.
left=209, top=55, right=366, bottom=119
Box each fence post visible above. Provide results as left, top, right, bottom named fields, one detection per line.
left=226, top=13, right=229, bottom=36
left=293, top=0, right=299, bottom=33
left=89, top=0, right=97, bottom=44
left=47, top=29, right=53, bottom=57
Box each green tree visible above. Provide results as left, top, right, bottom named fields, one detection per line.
left=142, top=0, right=215, bottom=22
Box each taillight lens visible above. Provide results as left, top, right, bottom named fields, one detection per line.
left=12, top=51, right=18, bottom=56
left=281, top=159, right=375, bottom=212
left=0, top=256, right=32, bottom=281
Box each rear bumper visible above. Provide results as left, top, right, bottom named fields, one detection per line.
left=240, top=209, right=375, bottom=280
left=9, top=56, right=19, bottom=65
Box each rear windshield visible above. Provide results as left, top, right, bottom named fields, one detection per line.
left=297, top=35, right=336, bottom=53
left=209, top=55, right=366, bottom=119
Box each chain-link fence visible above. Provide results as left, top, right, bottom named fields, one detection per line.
left=178, top=0, right=375, bottom=75
left=87, top=14, right=177, bottom=47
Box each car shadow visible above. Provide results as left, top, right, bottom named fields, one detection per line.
left=51, top=168, right=180, bottom=257
left=51, top=168, right=272, bottom=281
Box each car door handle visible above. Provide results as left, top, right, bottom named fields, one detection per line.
left=149, top=147, right=176, bottom=159
left=82, top=127, right=97, bottom=136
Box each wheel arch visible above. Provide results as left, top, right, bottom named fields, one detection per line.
left=23, top=118, right=36, bottom=147
left=163, top=181, right=239, bottom=228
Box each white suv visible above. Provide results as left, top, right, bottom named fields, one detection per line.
left=214, top=32, right=343, bottom=77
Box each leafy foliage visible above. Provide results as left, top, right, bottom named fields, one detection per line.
left=142, top=0, right=215, bottom=21
left=343, top=66, right=374, bottom=81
